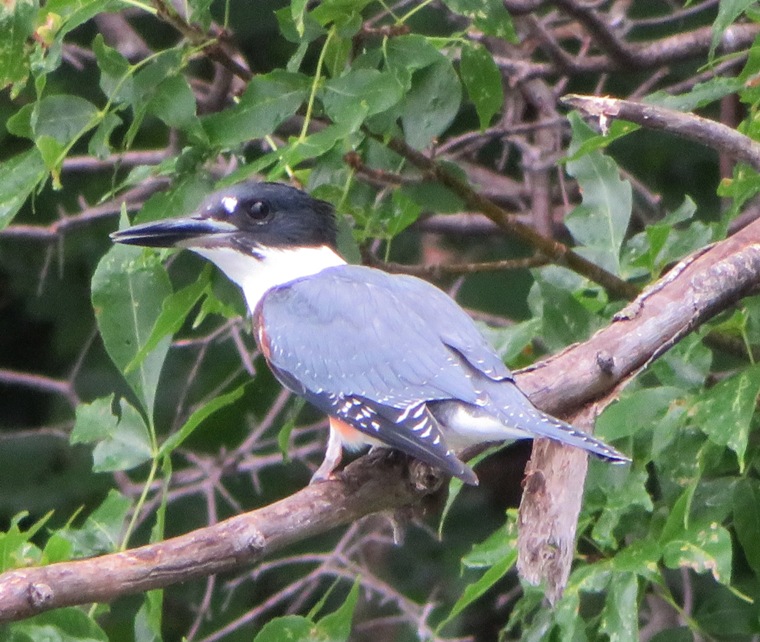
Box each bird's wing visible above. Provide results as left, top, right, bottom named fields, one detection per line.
left=260, top=265, right=510, bottom=408
left=267, top=352, right=477, bottom=483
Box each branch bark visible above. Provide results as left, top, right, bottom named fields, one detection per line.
left=517, top=218, right=760, bottom=600
left=1, top=219, right=760, bottom=622
left=563, top=94, right=760, bottom=173
left=0, top=451, right=444, bottom=622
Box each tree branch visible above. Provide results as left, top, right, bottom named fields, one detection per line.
left=517, top=217, right=760, bottom=600
left=381, top=134, right=640, bottom=300
left=563, top=94, right=760, bottom=172
left=0, top=451, right=445, bottom=622
left=2, top=218, right=760, bottom=622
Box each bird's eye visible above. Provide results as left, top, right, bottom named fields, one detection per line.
left=247, top=200, right=271, bottom=221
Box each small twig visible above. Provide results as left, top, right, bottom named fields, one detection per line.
left=62, top=149, right=170, bottom=171
left=631, top=0, right=719, bottom=29
left=562, top=94, right=760, bottom=172
left=371, top=255, right=549, bottom=278
left=0, top=368, right=79, bottom=407
left=0, top=183, right=164, bottom=241
left=379, top=134, right=640, bottom=299
left=496, top=23, right=759, bottom=77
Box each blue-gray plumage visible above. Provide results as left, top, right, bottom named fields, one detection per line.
left=256, top=265, right=627, bottom=484
left=111, top=180, right=630, bottom=485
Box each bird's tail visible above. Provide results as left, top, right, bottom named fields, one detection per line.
left=491, top=384, right=630, bottom=462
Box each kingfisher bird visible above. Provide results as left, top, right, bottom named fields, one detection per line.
left=111, top=181, right=628, bottom=484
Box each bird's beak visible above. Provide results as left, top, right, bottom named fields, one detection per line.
left=110, top=217, right=237, bottom=248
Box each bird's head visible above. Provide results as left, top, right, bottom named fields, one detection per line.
left=111, top=181, right=338, bottom=255
left=111, top=181, right=345, bottom=311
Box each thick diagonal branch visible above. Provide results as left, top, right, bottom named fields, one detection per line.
left=517, top=219, right=760, bottom=601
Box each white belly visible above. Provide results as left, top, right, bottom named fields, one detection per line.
left=431, top=401, right=529, bottom=449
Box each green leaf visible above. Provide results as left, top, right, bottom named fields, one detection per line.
left=442, top=0, right=517, bottom=41
left=384, top=35, right=442, bottom=72
left=650, top=334, right=713, bottom=390
left=645, top=76, right=744, bottom=111
left=565, top=113, right=632, bottom=275
left=46, top=0, right=127, bottom=38
left=691, top=363, right=760, bottom=469
left=599, top=572, right=639, bottom=642
left=202, top=71, right=309, bottom=147
left=401, top=58, right=461, bottom=150
left=311, top=1, right=371, bottom=30
left=591, top=467, right=653, bottom=548
left=563, top=118, right=640, bottom=158
left=595, top=387, right=683, bottom=441
left=277, top=398, right=306, bottom=460
left=0, top=0, right=36, bottom=96
left=662, top=522, right=732, bottom=584
left=36, top=134, right=65, bottom=183
left=253, top=616, right=316, bottom=642
left=385, top=190, right=421, bottom=237
left=318, top=579, right=360, bottom=640
left=399, top=180, right=464, bottom=213
left=135, top=589, right=163, bottom=642
left=626, top=198, right=707, bottom=278
left=438, top=549, right=516, bottom=631
left=291, top=0, right=309, bottom=37
left=324, top=34, right=352, bottom=77
left=9, top=607, right=108, bottom=642
left=17, top=94, right=100, bottom=145
left=136, top=177, right=211, bottom=224
left=647, top=628, right=697, bottom=642
left=660, top=484, right=697, bottom=543
left=476, top=317, right=541, bottom=365
left=93, top=33, right=133, bottom=104
left=59, top=489, right=132, bottom=557
left=0, top=148, right=47, bottom=230
left=159, top=383, right=247, bottom=456
left=0, top=512, right=51, bottom=571
left=147, top=74, right=198, bottom=130
left=438, top=444, right=507, bottom=535
left=126, top=266, right=211, bottom=373
left=275, top=5, right=325, bottom=45
left=611, top=539, right=661, bottom=576
left=268, top=116, right=366, bottom=177
left=88, top=111, right=122, bottom=159
left=694, top=584, right=758, bottom=637
left=91, top=244, right=173, bottom=417
left=132, top=48, right=183, bottom=103
left=710, top=0, right=755, bottom=60
left=71, top=395, right=153, bottom=472
left=187, top=0, right=214, bottom=28
left=322, top=69, right=405, bottom=122
left=732, top=478, right=760, bottom=576
left=460, top=42, right=503, bottom=130
left=530, top=276, right=598, bottom=351
left=461, top=514, right=518, bottom=569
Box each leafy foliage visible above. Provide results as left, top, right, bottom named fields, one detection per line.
left=1, top=1, right=760, bottom=641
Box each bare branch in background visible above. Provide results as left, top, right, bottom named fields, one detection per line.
left=563, top=94, right=760, bottom=172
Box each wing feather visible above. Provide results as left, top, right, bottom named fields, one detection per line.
left=261, top=265, right=500, bottom=407
left=259, top=265, right=510, bottom=482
